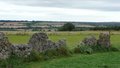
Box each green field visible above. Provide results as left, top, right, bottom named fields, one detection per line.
left=5, top=31, right=120, bottom=68
left=7, top=31, right=120, bottom=48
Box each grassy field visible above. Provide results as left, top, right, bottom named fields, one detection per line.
left=4, top=31, right=120, bottom=68
left=24, top=52, right=120, bottom=68
left=7, top=31, right=120, bottom=48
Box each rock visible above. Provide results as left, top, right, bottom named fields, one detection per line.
left=81, top=35, right=97, bottom=46
left=28, top=33, right=48, bottom=52
left=56, top=39, right=66, bottom=47
left=97, top=32, right=111, bottom=47
left=0, top=32, right=12, bottom=59
left=11, top=44, right=32, bottom=57
left=28, top=33, right=66, bottom=52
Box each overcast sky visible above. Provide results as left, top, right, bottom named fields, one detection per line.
left=0, top=0, right=120, bottom=22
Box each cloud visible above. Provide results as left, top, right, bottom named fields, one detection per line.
left=0, top=0, right=120, bottom=22
left=1, top=0, right=120, bottom=11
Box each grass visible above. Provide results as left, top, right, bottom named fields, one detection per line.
left=7, top=35, right=30, bottom=44
left=7, top=33, right=120, bottom=49
left=26, top=52, right=120, bottom=68
left=4, top=31, right=120, bottom=68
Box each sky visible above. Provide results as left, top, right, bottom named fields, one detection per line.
left=0, top=0, right=120, bottom=22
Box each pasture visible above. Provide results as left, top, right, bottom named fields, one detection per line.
left=2, top=31, right=120, bottom=68
left=7, top=31, right=120, bottom=48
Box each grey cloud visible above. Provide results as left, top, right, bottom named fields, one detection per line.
left=1, top=0, right=120, bottom=11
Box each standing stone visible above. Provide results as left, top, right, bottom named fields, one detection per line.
left=28, top=33, right=48, bottom=52
left=81, top=36, right=97, bottom=46
left=0, top=32, right=12, bottom=59
left=28, top=33, right=67, bottom=52
left=97, top=32, right=111, bottom=47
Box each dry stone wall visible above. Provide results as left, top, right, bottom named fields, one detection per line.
left=0, top=32, right=111, bottom=60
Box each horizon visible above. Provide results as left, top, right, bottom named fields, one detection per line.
left=1, top=20, right=120, bottom=23
left=0, top=0, right=120, bottom=22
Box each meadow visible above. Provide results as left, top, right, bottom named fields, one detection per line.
left=7, top=31, right=120, bottom=48
left=3, top=31, right=120, bottom=68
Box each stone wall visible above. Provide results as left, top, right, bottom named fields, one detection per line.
left=0, top=32, right=66, bottom=60
left=0, top=32, right=111, bottom=60
left=11, top=44, right=32, bottom=57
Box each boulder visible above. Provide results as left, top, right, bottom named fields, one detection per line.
left=28, top=33, right=48, bottom=52
left=28, top=33, right=66, bottom=52
left=81, top=35, right=97, bottom=46
left=97, top=32, right=111, bottom=47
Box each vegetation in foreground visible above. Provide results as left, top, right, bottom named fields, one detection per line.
left=0, top=31, right=120, bottom=68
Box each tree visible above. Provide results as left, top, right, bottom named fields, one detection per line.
left=59, top=23, right=75, bottom=31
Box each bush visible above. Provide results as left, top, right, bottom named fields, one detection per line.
left=74, top=42, right=119, bottom=54
left=25, top=47, right=71, bottom=61
left=0, top=55, right=25, bottom=68
left=56, top=47, right=71, bottom=56
left=25, top=50, right=44, bottom=62
left=42, top=47, right=71, bottom=60
left=91, top=45, right=119, bottom=52
left=74, top=45, right=93, bottom=54
left=59, top=23, right=75, bottom=31
left=109, top=46, right=119, bottom=52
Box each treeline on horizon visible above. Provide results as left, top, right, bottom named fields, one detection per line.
left=58, top=23, right=120, bottom=31
left=1, top=24, right=120, bottom=31
left=74, top=26, right=120, bottom=31
left=0, top=20, right=120, bottom=31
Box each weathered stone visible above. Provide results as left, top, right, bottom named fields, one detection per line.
left=28, top=33, right=66, bottom=52
left=11, top=44, right=32, bottom=57
left=28, top=33, right=48, bottom=52
left=97, top=32, right=111, bottom=47
left=56, top=39, right=66, bottom=47
left=81, top=36, right=97, bottom=46
left=0, top=32, right=12, bottom=59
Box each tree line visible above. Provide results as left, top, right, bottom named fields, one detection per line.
left=58, top=23, right=120, bottom=31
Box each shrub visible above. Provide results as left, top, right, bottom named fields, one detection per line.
left=74, top=40, right=119, bottom=54
left=0, top=55, right=25, bottom=68
left=43, top=49, right=58, bottom=60
left=109, top=46, right=119, bottom=52
left=25, top=50, right=44, bottom=62
left=42, top=47, right=71, bottom=60
left=91, top=45, right=119, bottom=52
left=74, top=45, right=93, bottom=54
left=56, top=47, right=71, bottom=56
left=59, top=23, right=75, bottom=31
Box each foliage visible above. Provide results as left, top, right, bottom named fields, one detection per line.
left=74, top=43, right=119, bottom=54
left=25, top=47, right=71, bottom=62
left=59, top=23, right=75, bottom=31
left=74, top=45, right=93, bottom=54
left=91, top=26, right=120, bottom=31
left=25, top=50, right=44, bottom=62
left=91, top=45, right=119, bottom=52
left=42, top=47, right=71, bottom=60
left=0, top=55, right=25, bottom=68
